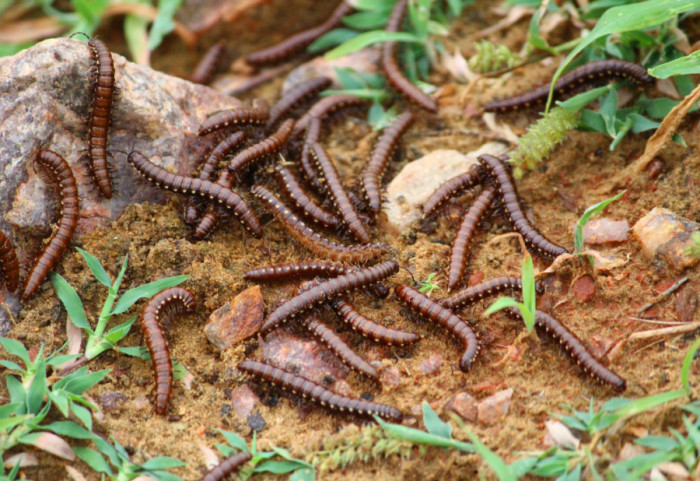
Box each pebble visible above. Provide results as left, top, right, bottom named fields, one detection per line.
left=477, top=388, right=513, bottom=425
left=581, top=218, right=629, bottom=245
left=379, top=366, right=401, bottom=388
left=230, top=385, right=259, bottom=419
left=247, top=412, right=266, bottom=432
left=419, top=353, right=443, bottom=375
left=675, top=282, right=698, bottom=323
left=543, top=420, right=579, bottom=449
left=97, top=392, right=128, bottom=412
left=204, top=286, right=264, bottom=351
left=632, top=207, right=700, bottom=271
left=444, top=392, right=478, bottom=422
left=571, top=275, right=595, bottom=303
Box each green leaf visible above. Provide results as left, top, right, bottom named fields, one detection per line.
left=76, top=247, right=112, bottom=287
left=558, top=86, right=611, bottom=112
left=375, top=417, right=474, bottom=453
left=48, top=390, right=70, bottom=418
left=352, top=0, right=397, bottom=10
left=321, top=88, right=388, bottom=102
left=308, top=29, right=359, bottom=53
left=0, top=360, right=23, bottom=371
left=0, top=338, right=30, bottom=365
left=50, top=272, right=91, bottom=331
left=46, top=353, right=82, bottom=367
left=73, top=447, right=113, bottom=475
left=324, top=31, right=422, bottom=60
left=148, top=0, right=184, bottom=51
left=147, top=471, right=184, bottom=481
left=112, top=254, right=129, bottom=292
left=422, top=402, right=452, bottom=439
left=217, top=429, right=249, bottom=452
left=104, top=317, right=137, bottom=345
left=64, top=369, right=110, bottom=394
left=461, top=427, right=515, bottom=481
left=574, top=190, right=626, bottom=252
left=112, top=275, right=189, bottom=315
left=253, top=460, right=309, bottom=474
left=0, top=402, right=23, bottom=419
left=44, top=421, right=94, bottom=439
left=521, top=255, right=536, bottom=332
left=6, top=375, right=26, bottom=407
left=682, top=337, right=700, bottom=393
left=289, top=466, right=316, bottom=481
left=26, top=359, right=47, bottom=414
left=342, top=11, right=391, bottom=30
left=483, top=297, right=522, bottom=318
left=0, top=412, right=32, bottom=432
left=117, top=346, right=150, bottom=358
left=141, top=457, right=186, bottom=470
left=650, top=50, right=700, bottom=78
left=70, top=402, right=93, bottom=430
left=635, top=435, right=679, bottom=451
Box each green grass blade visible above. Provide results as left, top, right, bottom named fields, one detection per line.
left=649, top=50, right=700, bottom=78
left=483, top=297, right=521, bottom=318
left=574, top=190, right=626, bottom=252
left=461, top=427, right=515, bottom=481
left=324, top=31, right=422, bottom=60
left=147, top=0, right=184, bottom=51
left=50, top=272, right=91, bottom=331
left=681, top=337, right=700, bottom=393
left=75, top=248, right=111, bottom=287
left=111, top=275, right=189, bottom=315
left=0, top=338, right=30, bottom=366
left=422, top=402, right=452, bottom=438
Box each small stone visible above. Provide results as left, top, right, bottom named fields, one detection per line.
left=333, top=380, right=352, bottom=397
left=675, top=283, right=698, bottom=323
left=282, top=48, right=380, bottom=93
left=97, top=392, right=127, bottom=412
left=572, top=275, right=595, bottom=303
left=632, top=207, right=700, bottom=271
left=543, top=420, right=579, bottom=449
left=230, top=385, right=259, bottom=419
left=419, top=353, right=443, bottom=375
left=581, top=218, right=629, bottom=245
left=444, top=392, right=478, bottom=422
left=131, top=396, right=151, bottom=411
left=247, top=412, right=266, bottom=432
left=204, top=286, right=264, bottom=351
left=618, top=442, right=645, bottom=461
left=379, top=366, right=400, bottom=388
left=477, top=388, right=513, bottom=425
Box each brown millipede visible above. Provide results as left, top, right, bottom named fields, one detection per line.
left=299, top=117, right=324, bottom=192
left=201, top=452, right=252, bottom=481
left=504, top=308, right=626, bottom=392
left=140, top=287, right=196, bottom=415
left=87, top=38, right=116, bottom=199
left=266, top=76, right=332, bottom=129
left=293, top=94, right=369, bottom=137
left=251, top=185, right=390, bottom=264
left=126, top=151, right=262, bottom=238
left=189, top=41, right=225, bottom=85
left=478, top=154, right=568, bottom=259
left=362, top=111, right=414, bottom=215
left=332, top=297, right=420, bottom=346
left=441, top=276, right=544, bottom=311
left=260, top=260, right=398, bottom=333
left=245, top=2, right=353, bottom=66
left=22, top=151, right=80, bottom=301
left=310, top=143, right=370, bottom=243
left=395, top=284, right=479, bottom=372
left=238, top=360, right=402, bottom=421
left=422, top=164, right=486, bottom=218
left=447, top=185, right=497, bottom=291
left=382, top=0, right=437, bottom=112
left=244, top=261, right=350, bottom=282
left=274, top=163, right=341, bottom=229
left=483, top=59, right=654, bottom=112
left=0, top=231, right=20, bottom=293
left=198, top=101, right=270, bottom=136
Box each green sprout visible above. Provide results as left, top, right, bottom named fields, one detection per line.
left=418, top=273, right=441, bottom=296
left=483, top=254, right=536, bottom=332
left=573, top=190, right=626, bottom=254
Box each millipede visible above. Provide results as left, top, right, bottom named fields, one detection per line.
left=201, top=452, right=252, bottom=481
left=22, top=151, right=80, bottom=301
left=198, top=100, right=270, bottom=136
left=478, top=154, right=568, bottom=259
left=139, top=287, right=196, bottom=415
left=245, top=1, right=353, bottom=66
left=483, top=59, right=654, bottom=112
left=441, top=276, right=544, bottom=311
left=448, top=185, right=497, bottom=291
left=87, top=38, right=116, bottom=199
left=302, top=315, right=378, bottom=380
left=299, top=117, right=325, bottom=191
left=504, top=308, right=626, bottom=392
left=266, top=76, right=332, bottom=129
left=274, top=163, right=342, bottom=229
left=362, top=111, right=414, bottom=215
left=251, top=185, right=390, bottom=264
left=310, top=143, right=370, bottom=243
left=382, top=0, right=438, bottom=113
left=126, top=151, right=262, bottom=238
left=293, top=94, right=369, bottom=137
left=260, top=260, right=398, bottom=333
left=0, top=231, right=19, bottom=293
left=422, top=164, right=487, bottom=218
left=244, top=261, right=350, bottom=282
left=189, top=41, right=226, bottom=85
left=395, top=284, right=479, bottom=372
left=332, top=297, right=421, bottom=346
left=238, top=360, right=403, bottom=421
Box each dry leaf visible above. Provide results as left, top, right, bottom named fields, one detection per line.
left=65, top=465, right=90, bottom=481
left=200, top=443, right=220, bottom=469
left=476, top=6, right=533, bottom=39
left=4, top=452, right=37, bottom=468
left=29, top=432, right=75, bottom=460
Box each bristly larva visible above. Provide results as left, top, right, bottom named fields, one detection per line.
left=504, top=307, right=626, bottom=392
left=245, top=2, right=353, bottom=66
left=189, top=41, right=225, bottom=85
left=274, top=163, right=341, bottom=229
left=126, top=151, right=262, bottom=238
left=87, top=38, right=116, bottom=199
left=310, top=143, right=370, bottom=243
left=140, top=287, right=196, bottom=415
left=201, top=452, right=252, bottom=481
left=22, top=151, right=80, bottom=301
left=483, top=59, right=654, bottom=112
left=332, top=297, right=420, bottom=346
left=382, top=0, right=437, bottom=112
left=362, top=111, right=414, bottom=215
left=478, top=154, right=568, bottom=259
left=447, top=185, right=497, bottom=291
left=198, top=100, right=270, bottom=136
left=441, top=276, right=544, bottom=311
left=395, top=284, right=479, bottom=372
left=0, top=231, right=20, bottom=293
left=260, top=260, right=398, bottom=333
left=266, top=77, right=332, bottom=129
left=251, top=185, right=390, bottom=264
left=238, top=360, right=403, bottom=421
left=422, top=164, right=487, bottom=218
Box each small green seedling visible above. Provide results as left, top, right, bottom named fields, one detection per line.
left=418, top=273, right=441, bottom=296
left=483, top=254, right=537, bottom=332
left=573, top=190, right=626, bottom=254
left=683, top=231, right=700, bottom=258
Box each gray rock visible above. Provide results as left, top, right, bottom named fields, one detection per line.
left=204, top=286, right=265, bottom=351
left=581, top=218, right=629, bottom=245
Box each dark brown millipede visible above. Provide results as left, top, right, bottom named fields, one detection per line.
left=422, top=164, right=487, bottom=218
left=201, top=452, right=252, bottom=481
left=274, top=163, right=342, bottom=229
left=332, top=297, right=421, bottom=346
left=266, top=76, right=332, bottom=129
left=441, top=276, right=544, bottom=311
left=0, top=231, right=19, bottom=293
left=198, top=101, right=269, bottom=136
left=189, top=41, right=225, bottom=85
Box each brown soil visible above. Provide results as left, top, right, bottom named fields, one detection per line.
left=4, top=1, right=700, bottom=480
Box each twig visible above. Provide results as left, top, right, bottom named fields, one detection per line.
left=637, top=276, right=689, bottom=315
left=627, top=316, right=686, bottom=325
left=628, top=322, right=700, bottom=342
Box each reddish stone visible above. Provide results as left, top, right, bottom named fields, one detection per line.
left=467, top=271, right=485, bottom=287
left=572, top=275, right=595, bottom=303
left=675, top=283, right=698, bottom=323
left=477, top=388, right=513, bottom=425
left=204, top=286, right=264, bottom=351
left=333, top=380, right=352, bottom=397
left=230, top=385, right=259, bottom=419
left=581, top=218, right=629, bottom=244
left=379, top=366, right=400, bottom=388
left=444, top=392, right=478, bottom=422
left=419, top=353, right=443, bottom=375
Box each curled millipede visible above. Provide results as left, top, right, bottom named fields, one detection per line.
left=448, top=185, right=498, bottom=291
left=140, top=287, right=196, bottom=415
left=293, top=94, right=369, bottom=137
left=22, top=151, right=80, bottom=301
left=198, top=100, right=270, bottom=136
left=302, top=315, right=378, bottom=379
left=299, top=117, right=324, bottom=191
left=395, top=284, right=479, bottom=372
left=310, top=143, right=370, bottom=243
left=332, top=297, right=420, bottom=346
left=266, top=77, right=332, bottom=129
left=238, top=360, right=403, bottom=421
left=87, top=38, right=116, bottom=199
left=441, top=276, right=544, bottom=311
left=423, top=164, right=487, bottom=218
left=126, top=151, right=262, bottom=238
left=504, top=308, right=626, bottom=392
left=0, top=231, right=20, bottom=293
left=251, top=185, right=389, bottom=264
left=189, top=41, right=225, bottom=85
left=202, top=452, right=252, bottom=481
left=382, top=0, right=437, bottom=112
left=484, top=59, right=654, bottom=112
left=274, top=163, right=341, bottom=228
left=245, top=2, right=353, bottom=66
left=478, top=154, right=568, bottom=259
left=260, top=260, right=398, bottom=333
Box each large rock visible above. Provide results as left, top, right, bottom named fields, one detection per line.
left=632, top=208, right=699, bottom=271
left=204, top=286, right=265, bottom=351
